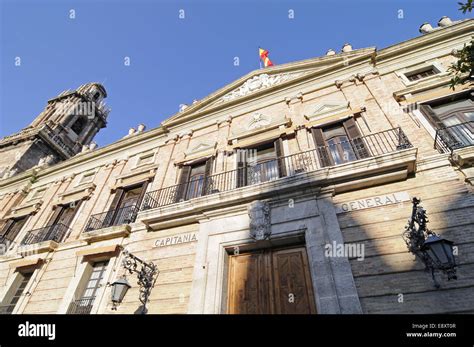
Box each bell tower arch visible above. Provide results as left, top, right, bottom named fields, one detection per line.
left=0, top=83, right=109, bottom=179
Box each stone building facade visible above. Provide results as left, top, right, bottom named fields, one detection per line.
left=0, top=17, right=473, bottom=314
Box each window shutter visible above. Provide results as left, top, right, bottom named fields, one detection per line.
left=60, top=200, right=82, bottom=227
left=136, top=181, right=149, bottom=210
left=47, top=205, right=65, bottom=226
left=101, top=188, right=125, bottom=229
left=4, top=217, right=27, bottom=242
left=274, top=138, right=287, bottom=177
left=343, top=118, right=370, bottom=159
left=236, top=150, right=248, bottom=188
left=175, top=166, right=191, bottom=202
left=109, top=188, right=125, bottom=211
left=0, top=219, right=14, bottom=237
left=202, top=157, right=214, bottom=195
left=311, top=128, right=332, bottom=167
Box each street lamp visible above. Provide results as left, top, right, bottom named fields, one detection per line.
left=422, top=234, right=457, bottom=280
left=110, top=277, right=131, bottom=310
left=403, top=197, right=457, bottom=288
left=111, top=249, right=159, bottom=313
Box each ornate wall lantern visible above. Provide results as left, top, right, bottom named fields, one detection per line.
left=402, top=197, right=457, bottom=288
left=110, top=277, right=131, bottom=310
left=111, top=249, right=159, bottom=313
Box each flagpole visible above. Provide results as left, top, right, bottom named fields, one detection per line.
left=258, top=46, right=262, bottom=69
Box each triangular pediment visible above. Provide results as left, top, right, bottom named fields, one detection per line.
left=308, top=102, right=350, bottom=120
left=162, top=47, right=376, bottom=127
left=185, top=141, right=217, bottom=156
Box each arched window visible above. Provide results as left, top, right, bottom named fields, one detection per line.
left=71, top=116, right=87, bottom=135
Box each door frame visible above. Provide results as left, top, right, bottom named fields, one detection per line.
left=187, top=194, right=363, bottom=314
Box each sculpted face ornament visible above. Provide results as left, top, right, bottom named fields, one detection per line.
left=248, top=200, right=271, bottom=241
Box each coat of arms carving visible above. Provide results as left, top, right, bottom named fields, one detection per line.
left=248, top=200, right=271, bottom=240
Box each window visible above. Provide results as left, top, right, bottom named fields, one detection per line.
left=22, top=202, right=81, bottom=246
left=405, top=66, right=438, bottom=82
left=311, top=117, right=370, bottom=167
left=136, top=152, right=155, bottom=167
left=78, top=171, right=95, bottom=185
left=53, top=202, right=81, bottom=227
left=71, top=116, right=87, bottom=135
left=108, top=183, right=148, bottom=224
left=175, top=158, right=213, bottom=201
left=85, top=181, right=150, bottom=232
left=0, top=216, right=28, bottom=244
left=186, top=162, right=207, bottom=200
left=236, top=138, right=285, bottom=188
left=0, top=271, right=33, bottom=314
left=67, top=261, right=109, bottom=314
left=246, top=142, right=279, bottom=185
left=420, top=93, right=474, bottom=149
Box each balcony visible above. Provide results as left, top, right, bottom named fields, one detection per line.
left=141, top=127, right=413, bottom=211
left=21, top=223, right=71, bottom=246
left=83, top=204, right=138, bottom=236
left=435, top=121, right=474, bottom=153
left=67, top=298, right=95, bottom=314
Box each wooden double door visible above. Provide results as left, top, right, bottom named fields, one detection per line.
left=227, top=246, right=316, bottom=314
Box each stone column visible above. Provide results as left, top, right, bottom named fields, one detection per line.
left=187, top=219, right=211, bottom=314
left=312, top=191, right=363, bottom=313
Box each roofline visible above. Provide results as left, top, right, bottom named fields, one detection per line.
left=162, top=47, right=376, bottom=128
left=376, top=18, right=473, bottom=61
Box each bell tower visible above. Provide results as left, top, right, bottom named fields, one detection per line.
left=0, top=83, right=109, bottom=179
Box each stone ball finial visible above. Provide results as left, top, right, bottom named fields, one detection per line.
left=419, top=22, right=434, bottom=34
left=137, top=124, right=146, bottom=133
left=438, top=16, right=452, bottom=27
left=341, top=43, right=352, bottom=53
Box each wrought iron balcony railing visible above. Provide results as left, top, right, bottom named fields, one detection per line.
left=142, top=127, right=412, bottom=211
left=67, top=297, right=95, bottom=314
left=84, top=204, right=139, bottom=232
left=434, top=121, right=474, bottom=153
left=21, top=223, right=71, bottom=246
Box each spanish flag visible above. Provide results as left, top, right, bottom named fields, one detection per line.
left=259, top=47, right=274, bottom=67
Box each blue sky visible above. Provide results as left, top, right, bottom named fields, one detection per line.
left=0, top=0, right=469, bottom=146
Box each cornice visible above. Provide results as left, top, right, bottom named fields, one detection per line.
left=376, top=19, right=473, bottom=62
left=0, top=126, right=168, bottom=190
